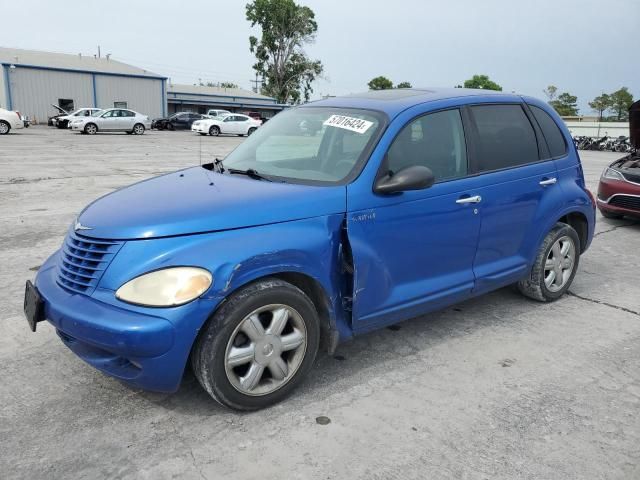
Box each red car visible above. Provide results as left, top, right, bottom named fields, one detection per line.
left=597, top=156, right=640, bottom=219
left=597, top=100, right=640, bottom=219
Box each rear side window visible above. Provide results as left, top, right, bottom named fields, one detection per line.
left=529, top=105, right=567, bottom=158
left=470, top=104, right=539, bottom=172
left=387, top=109, right=468, bottom=183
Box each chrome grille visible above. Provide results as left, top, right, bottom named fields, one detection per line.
left=56, top=231, right=123, bottom=295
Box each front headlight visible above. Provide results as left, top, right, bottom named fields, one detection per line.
left=603, top=167, right=624, bottom=181
left=116, top=267, right=212, bottom=307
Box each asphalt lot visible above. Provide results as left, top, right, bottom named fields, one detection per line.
left=1, top=126, right=639, bottom=480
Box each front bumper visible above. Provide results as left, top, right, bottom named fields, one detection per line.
left=32, top=253, right=217, bottom=392
left=70, top=123, right=84, bottom=131
left=597, top=177, right=640, bottom=218
left=191, top=124, right=208, bottom=133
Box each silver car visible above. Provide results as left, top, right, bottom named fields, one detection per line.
left=70, top=108, right=151, bottom=135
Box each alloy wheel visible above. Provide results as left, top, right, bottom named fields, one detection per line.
left=224, top=304, right=307, bottom=396
left=544, top=236, right=575, bottom=292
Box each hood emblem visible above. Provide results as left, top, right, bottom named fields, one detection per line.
left=74, top=221, right=92, bottom=231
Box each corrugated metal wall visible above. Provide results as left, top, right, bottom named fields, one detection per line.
left=95, top=76, right=163, bottom=118
left=0, top=65, right=7, bottom=109
left=8, top=67, right=94, bottom=122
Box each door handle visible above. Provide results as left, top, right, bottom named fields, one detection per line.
left=539, top=177, right=557, bottom=186
left=456, top=195, right=482, bottom=204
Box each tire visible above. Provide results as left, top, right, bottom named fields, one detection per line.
left=248, top=127, right=257, bottom=136
left=209, top=126, right=220, bottom=136
left=600, top=210, right=623, bottom=219
left=167, top=123, right=174, bottom=131
left=191, top=278, right=320, bottom=411
left=84, top=123, right=98, bottom=135
left=0, top=120, right=10, bottom=135
left=517, top=223, right=580, bottom=302
left=132, top=123, right=145, bottom=135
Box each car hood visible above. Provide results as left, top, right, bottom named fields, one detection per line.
left=77, top=166, right=346, bottom=240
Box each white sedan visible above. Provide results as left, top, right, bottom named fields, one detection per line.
left=191, top=114, right=261, bottom=136
left=70, top=108, right=152, bottom=135
left=0, top=108, right=25, bottom=135
left=55, top=108, right=103, bottom=129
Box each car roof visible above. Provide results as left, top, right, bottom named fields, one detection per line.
left=306, top=88, right=522, bottom=118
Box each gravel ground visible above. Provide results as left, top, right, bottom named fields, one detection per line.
left=1, top=126, right=639, bottom=480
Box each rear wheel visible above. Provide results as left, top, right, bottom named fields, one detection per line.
left=132, top=123, right=145, bottom=135
left=517, top=223, right=580, bottom=302
left=209, top=125, right=220, bottom=136
left=84, top=123, right=98, bottom=135
left=191, top=278, right=320, bottom=411
left=0, top=121, right=10, bottom=135
left=248, top=127, right=257, bottom=136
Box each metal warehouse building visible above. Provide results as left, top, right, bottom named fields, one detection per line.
left=0, top=47, right=166, bottom=123
left=167, top=84, right=286, bottom=119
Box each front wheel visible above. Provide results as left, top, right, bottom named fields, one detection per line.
left=132, top=123, right=145, bottom=135
left=209, top=126, right=220, bottom=136
left=517, top=223, right=580, bottom=302
left=191, top=278, right=320, bottom=411
left=84, top=123, right=98, bottom=135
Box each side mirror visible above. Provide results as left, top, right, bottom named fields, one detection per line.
left=374, top=165, right=435, bottom=195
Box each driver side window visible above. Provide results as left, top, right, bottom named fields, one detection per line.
left=387, top=109, right=468, bottom=183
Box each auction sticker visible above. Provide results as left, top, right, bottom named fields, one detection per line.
left=323, top=115, right=373, bottom=134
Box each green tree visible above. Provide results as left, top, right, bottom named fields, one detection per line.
left=549, top=92, right=579, bottom=116
left=609, top=87, right=633, bottom=121
left=220, top=82, right=239, bottom=89
left=396, top=81, right=412, bottom=89
left=588, top=93, right=612, bottom=121
left=543, top=85, right=558, bottom=102
left=246, top=0, right=323, bottom=104
left=368, top=76, right=394, bottom=90
left=463, top=74, right=502, bottom=91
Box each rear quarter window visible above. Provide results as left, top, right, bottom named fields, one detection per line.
left=529, top=105, right=567, bottom=158
left=470, top=104, right=539, bottom=172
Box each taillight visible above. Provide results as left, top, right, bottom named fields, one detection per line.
left=15, top=111, right=22, bottom=119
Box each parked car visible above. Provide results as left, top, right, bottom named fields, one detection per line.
left=69, top=108, right=151, bottom=135
left=0, top=108, right=25, bottom=134
left=597, top=156, right=640, bottom=218
left=191, top=114, right=261, bottom=136
left=206, top=109, right=231, bottom=118
left=152, top=112, right=207, bottom=130
left=48, top=104, right=68, bottom=127
left=24, top=89, right=595, bottom=411
left=54, top=108, right=103, bottom=129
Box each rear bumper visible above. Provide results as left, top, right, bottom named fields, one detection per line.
left=33, top=253, right=215, bottom=392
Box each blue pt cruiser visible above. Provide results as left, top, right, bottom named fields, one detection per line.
left=24, top=89, right=596, bottom=410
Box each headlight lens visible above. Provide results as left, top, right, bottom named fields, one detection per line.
left=603, top=167, right=624, bottom=181
left=116, top=267, right=212, bottom=307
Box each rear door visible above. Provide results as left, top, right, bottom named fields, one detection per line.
left=465, top=103, right=559, bottom=293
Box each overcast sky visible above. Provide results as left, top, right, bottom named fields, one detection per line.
left=1, top=0, right=638, bottom=112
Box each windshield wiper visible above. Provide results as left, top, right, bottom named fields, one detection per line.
left=203, top=158, right=273, bottom=182
left=226, top=167, right=273, bottom=182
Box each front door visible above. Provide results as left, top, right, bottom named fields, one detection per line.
left=348, top=108, right=482, bottom=332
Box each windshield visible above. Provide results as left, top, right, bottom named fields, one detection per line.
left=222, top=107, right=384, bottom=183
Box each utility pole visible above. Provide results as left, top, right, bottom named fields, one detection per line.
left=97, top=45, right=101, bottom=58
left=250, top=72, right=264, bottom=93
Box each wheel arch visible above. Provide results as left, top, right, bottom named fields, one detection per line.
left=557, top=211, right=589, bottom=253
left=206, top=270, right=341, bottom=355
